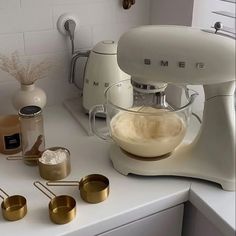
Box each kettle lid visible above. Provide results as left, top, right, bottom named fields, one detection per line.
left=92, top=40, right=117, bottom=55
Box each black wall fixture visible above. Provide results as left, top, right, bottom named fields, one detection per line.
left=123, top=0, right=135, bottom=10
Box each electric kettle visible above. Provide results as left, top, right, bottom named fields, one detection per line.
left=70, top=40, right=131, bottom=114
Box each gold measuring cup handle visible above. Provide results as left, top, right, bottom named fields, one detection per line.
left=7, top=156, right=39, bottom=160
left=0, top=188, right=27, bottom=221
left=0, top=188, right=9, bottom=201
left=46, top=181, right=80, bottom=186
left=0, top=188, right=10, bottom=199
left=33, top=181, right=57, bottom=200
left=34, top=181, right=76, bottom=224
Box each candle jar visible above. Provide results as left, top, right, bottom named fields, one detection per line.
left=19, top=105, right=45, bottom=165
left=0, top=115, right=21, bottom=155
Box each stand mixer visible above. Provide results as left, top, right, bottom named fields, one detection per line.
left=90, top=25, right=235, bottom=191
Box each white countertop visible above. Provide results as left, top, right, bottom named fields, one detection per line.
left=0, top=104, right=235, bottom=236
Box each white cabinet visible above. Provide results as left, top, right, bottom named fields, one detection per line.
left=192, top=0, right=235, bottom=35
left=182, top=202, right=225, bottom=236
left=98, top=204, right=184, bottom=236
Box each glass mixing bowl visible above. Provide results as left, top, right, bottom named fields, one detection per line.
left=89, top=79, right=198, bottom=158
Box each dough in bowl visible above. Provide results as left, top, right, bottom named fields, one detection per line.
left=111, top=107, right=186, bottom=157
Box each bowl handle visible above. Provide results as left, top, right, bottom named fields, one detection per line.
left=89, top=105, right=111, bottom=141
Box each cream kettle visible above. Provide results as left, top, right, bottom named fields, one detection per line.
left=70, top=40, right=131, bottom=113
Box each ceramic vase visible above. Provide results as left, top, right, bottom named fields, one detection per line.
left=12, top=83, right=47, bottom=111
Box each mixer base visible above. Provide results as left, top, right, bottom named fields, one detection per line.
left=110, top=144, right=235, bottom=191
left=120, top=148, right=172, bottom=161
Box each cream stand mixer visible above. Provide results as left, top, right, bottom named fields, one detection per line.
left=91, top=26, right=235, bottom=191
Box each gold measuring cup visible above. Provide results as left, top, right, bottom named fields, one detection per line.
left=33, top=181, right=76, bottom=224
left=37, top=147, right=71, bottom=180
left=0, top=188, right=27, bottom=221
left=7, top=147, right=71, bottom=180
left=47, top=174, right=109, bottom=204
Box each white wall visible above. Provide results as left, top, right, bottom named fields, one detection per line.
left=0, top=0, right=150, bottom=114
left=150, top=0, right=194, bottom=26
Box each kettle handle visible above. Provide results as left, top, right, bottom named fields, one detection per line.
left=89, top=105, right=111, bottom=141
left=69, top=50, right=90, bottom=86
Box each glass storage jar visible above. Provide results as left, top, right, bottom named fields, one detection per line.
left=19, top=105, right=45, bottom=165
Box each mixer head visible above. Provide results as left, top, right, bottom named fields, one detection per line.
left=117, top=26, right=235, bottom=85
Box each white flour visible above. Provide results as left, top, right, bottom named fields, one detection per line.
left=110, top=107, right=186, bottom=157
left=39, top=149, right=67, bottom=165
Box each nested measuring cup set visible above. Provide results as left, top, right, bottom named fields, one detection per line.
left=34, top=174, right=110, bottom=224
left=0, top=174, right=110, bottom=224
left=1, top=106, right=110, bottom=224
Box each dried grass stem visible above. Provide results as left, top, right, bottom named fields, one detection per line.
left=0, top=51, right=51, bottom=85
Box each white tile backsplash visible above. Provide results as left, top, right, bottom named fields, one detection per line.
left=0, top=80, right=19, bottom=114
left=0, top=0, right=151, bottom=112
left=0, top=0, right=20, bottom=9
left=0, top=33, right=24, bottom=55
left=24, top=30, right=67, bottom=55
left=21, top=0, right=109, bottom=8
left=53, top=1, right=114, bottom=28
left=92, top=22, right=138, bottom=45
left=73, top=26, right=93, bottom=50
left=52, top=0, right=110, bottom=6
left=20, top=0, right=52, bottom=8
left=0, top=8, right=53, bottom=34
